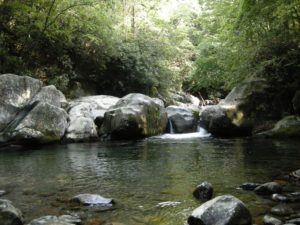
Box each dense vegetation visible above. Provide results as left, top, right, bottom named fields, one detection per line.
left=0, top=0, right=299, bottom=98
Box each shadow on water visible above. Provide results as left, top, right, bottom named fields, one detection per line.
left=0, top=137, right=299, bottom=224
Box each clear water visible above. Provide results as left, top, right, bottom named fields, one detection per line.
left=0, top=136, right=300, bottom=225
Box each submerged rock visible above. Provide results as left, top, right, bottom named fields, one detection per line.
left=254, top=182, right=282, bottom=195
left=100, top=93, right=168, bottom=140
left=271, top=192, right=300, bottom=203
left=271, top=204, right=294, bottom=216
left=0, top=199, right=23, bottom=225
left=0, top=190, right=6, bottom=196
left=239, top=183, right=261, bottom=191
left=193, top=181, right=213, bottom=201
left=187, top=195, right=252, bottom=225
left=27, top=215, right=81, bottom=225
left=71, top=194, right=114, bottom=206
left=166, top=106, right=199, bottom=133
left=156, top=201, right=181, bottom=208
left=263, top=215, right=283, bottom=225
left=66, top=95, right=119, bottom=142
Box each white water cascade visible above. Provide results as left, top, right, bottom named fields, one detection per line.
left=151, top=124, right=211, bottom=140
left=168, top=119, right=174, bottom=134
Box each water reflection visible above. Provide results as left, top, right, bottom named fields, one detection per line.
left=0, top=138, right=299, bottom=224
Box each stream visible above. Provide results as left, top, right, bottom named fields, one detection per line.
left=0, top=133, right=300, bottom=224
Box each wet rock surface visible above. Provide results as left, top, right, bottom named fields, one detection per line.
left=254, top=182, right=282, bottom=195
left=27, top=215, right=81, bottom=225
left=71, top=194, right=114, bottom=206
left=187, top=195, right=252, bottom=225
left=193, top=181, right=213, bottom=201
left=0, top=199, right=23, bottom=225
left=263, top=215, right=283, bottom=225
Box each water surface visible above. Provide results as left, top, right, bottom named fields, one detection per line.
left=0, top=136, right=299, bottom=224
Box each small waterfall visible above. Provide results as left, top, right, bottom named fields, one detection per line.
left=168, top=119, right=174, bottom=134
left=197, top=125, right=210, bottom=136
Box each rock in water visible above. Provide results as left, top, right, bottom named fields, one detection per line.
left=271, top=204, right=294, bottom=216
left=239, top=183, right=261, bottom=191
left=6, top=102, right=68, bottom=144
left=0, top=199, right=24, bottom=225
left=71, top=194, right=114, bottom=206
left=0, top=190, right=6, bottom=196
left=27, top=215, right=81, bottom=225
left=66, top=95, right=119, bottom=142
left=187, top=195, right=252, bottom=225
left=263, top=215, right=283, bottom=225
left=100, top=93, right=168, bottom=140
left=156, top=201, right=181, bottom=208
left=193, top=181, right=213, bottom=201
left=166, top=106, right=199, bottom=133
left=289, top=169, right=300, bottom=182
left=256, top=116, right=300, bottom=138
left=254, top=182, right=282, bottom=195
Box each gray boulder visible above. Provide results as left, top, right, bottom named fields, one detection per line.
left=293, top=91, right=300, bottom=114
left=5, top=102, right=68, bottom=143
left=200, top=79, right=291, bottom=137
left=0, top=199, right=23, bottom=225
left=0, top=74, right=43, bottom=131
left=166, top=106, right=199, bottom=133
left=187, top=195, right=252, bottom=225
left=256, top=116, right=300, bottom=138
left=254, top=182, right=282, bottom=195
left=100, top=93, right=168, bottom=139
left=27, top=215, right=81, bottom=225
left=66, top=95, right=119, bottom=142
left=31, top=85, right=67, bottom=108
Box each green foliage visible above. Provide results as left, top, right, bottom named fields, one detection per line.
left=186, top=0, right=300, bottom=98
left=0, top=0, right=197, bottom=98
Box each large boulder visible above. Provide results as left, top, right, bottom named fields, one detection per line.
left=0, top=199, right=23, bottom=225
left=166, top=106, right=199, bottom=133
left=200, top=79, right=292, bottom=137
left=31, top=85, right=67, bottom=108
left=187, top=195, right=252, bottom=225
left=100, top=93, right=168, bottom=139
left=4, top=102, right=68, bottom=144
left=0, top=74, right=69, bottom=144
left=256, top=116, right=300, bottom=138
left=65, top=95, right=119, bottom=142
left=0, top=74, right=43, bottom=131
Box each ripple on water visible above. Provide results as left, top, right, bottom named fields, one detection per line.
left=0, top=138, right=299, bottom=224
